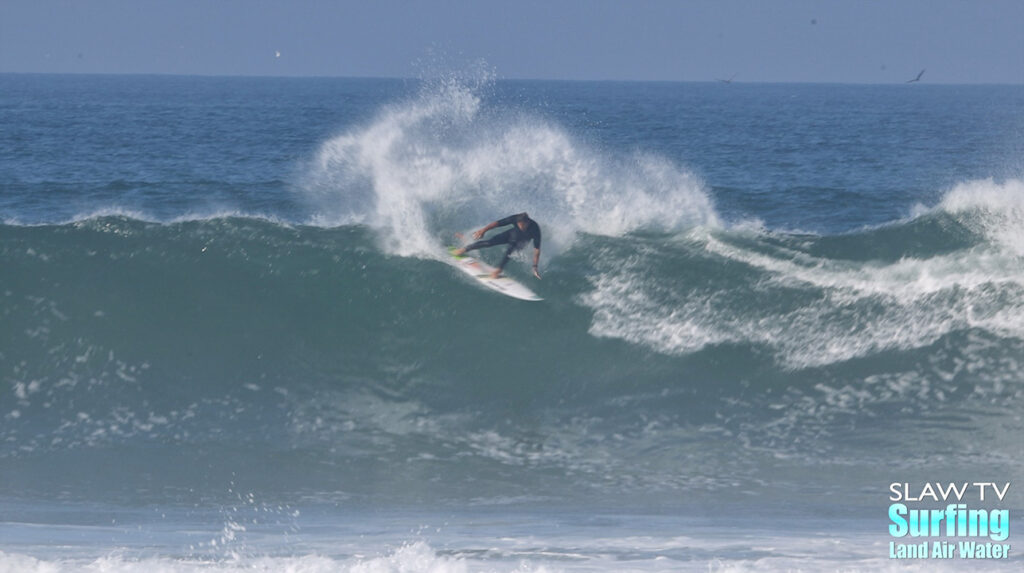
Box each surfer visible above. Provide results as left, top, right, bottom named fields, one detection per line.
left=454, top=213, right=542, bottom=279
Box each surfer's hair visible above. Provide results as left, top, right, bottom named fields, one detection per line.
left=517, top=213, right=530, bottom=223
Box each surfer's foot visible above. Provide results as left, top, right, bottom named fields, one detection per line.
left=490, top=269, right=502, bottom=279
left=453, top=247, right=466, bottom=256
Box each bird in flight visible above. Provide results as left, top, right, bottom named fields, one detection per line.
left=906, top=69, right=925, bottom=83
left=717, top=73, right=737, bottom=84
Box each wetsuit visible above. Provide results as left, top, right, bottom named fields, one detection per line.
left=462, top=213, right=542, bottom=271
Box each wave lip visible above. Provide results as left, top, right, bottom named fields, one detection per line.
left=931, top=177, right=1024, bottom=256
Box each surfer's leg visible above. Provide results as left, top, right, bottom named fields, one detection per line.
left=462, top=230, right=513, bottom=254
left=493, top=243, right=518, bottom=277
left=457, top=240, right=487, bottom=256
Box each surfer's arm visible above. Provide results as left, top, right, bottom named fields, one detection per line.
left=532, top=248, right=541, bottom=279
left=472, top=220, right=500, bottom=240
left=477, top=213, right=527, bottom=238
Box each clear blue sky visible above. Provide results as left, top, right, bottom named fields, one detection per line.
left=2, top=0, right=1022, bottom=84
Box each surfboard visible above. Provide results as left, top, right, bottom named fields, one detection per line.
left=447, top=247, right=542, bottom=301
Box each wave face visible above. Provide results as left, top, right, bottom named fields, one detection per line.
left=3, top=178, right=1022, bottom=509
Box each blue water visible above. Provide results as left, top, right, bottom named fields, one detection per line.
left=2, top=73, right=1023, bottom=571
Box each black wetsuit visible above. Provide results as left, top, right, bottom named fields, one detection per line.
left=462, top=213, right=542, bottom=271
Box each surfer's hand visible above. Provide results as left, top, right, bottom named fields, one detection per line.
left=533, top=267, right=541, bottom=280
left=472, top=228, right=486, bottom=240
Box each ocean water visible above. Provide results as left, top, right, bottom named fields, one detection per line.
left=2, top=72, right=1023, bottom=571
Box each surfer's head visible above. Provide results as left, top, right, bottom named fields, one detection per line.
left=516, top=212, right=531, bottom=231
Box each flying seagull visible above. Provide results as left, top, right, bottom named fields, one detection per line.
left=906, top=69, right=925, bottom=83
left=717, top=73, right=737, bottom=84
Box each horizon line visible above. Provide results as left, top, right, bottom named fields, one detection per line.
left=2, top=70, right=1022, bottom=87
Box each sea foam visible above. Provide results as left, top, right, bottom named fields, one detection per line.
left=582, top=179, right=1024, bottom=369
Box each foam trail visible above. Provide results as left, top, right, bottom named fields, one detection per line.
left=582, top=179, right=1024, bottom=368
left=0, top=543, right=474, bottom=573
left=303, top=74, right=718, bottom=258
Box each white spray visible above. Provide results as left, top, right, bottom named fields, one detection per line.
left=302, top=72, right=718, bottom=259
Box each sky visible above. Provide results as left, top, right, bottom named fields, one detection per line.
left=2, top=0, right=1022, bottom=84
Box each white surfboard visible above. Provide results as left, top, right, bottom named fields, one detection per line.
left=447, top=247, right=542, bottom=301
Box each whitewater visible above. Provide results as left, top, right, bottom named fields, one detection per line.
left=1, top=73, right=1023, bottom=571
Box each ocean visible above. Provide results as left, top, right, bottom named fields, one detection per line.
left=1, top=72, right=1022, bottom=571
